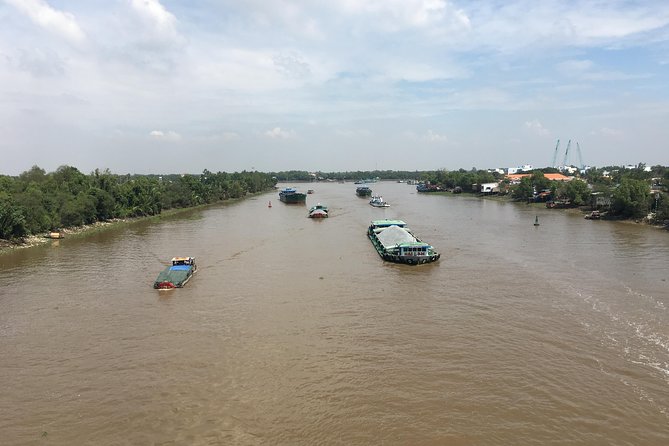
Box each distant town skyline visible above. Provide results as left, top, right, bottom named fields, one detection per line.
left=1, top=0, right=668, bottom=176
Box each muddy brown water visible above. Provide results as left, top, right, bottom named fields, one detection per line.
left=1, top=182, right=668, bottom=445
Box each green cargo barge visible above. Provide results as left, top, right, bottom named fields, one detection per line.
left=153, top=257, right=197, bottom=289
left=367, top=220, right=440, bottom=265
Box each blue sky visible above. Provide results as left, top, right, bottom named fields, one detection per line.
left=1, top=0, right=668, bottom=175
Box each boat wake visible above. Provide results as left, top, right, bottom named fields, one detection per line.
left=557, top=279, right=669, bottom=418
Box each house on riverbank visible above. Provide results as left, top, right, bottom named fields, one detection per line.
left=506, top=172, right=573, bottom=184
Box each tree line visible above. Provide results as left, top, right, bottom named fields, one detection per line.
left=385, top=164, right=666, bottom=223
left=0, top=166, right=277, bottom=240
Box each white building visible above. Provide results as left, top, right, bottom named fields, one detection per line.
left=480, top=182, right=500, bottom=194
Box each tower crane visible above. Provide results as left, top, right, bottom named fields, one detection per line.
left=562, top=139, right=572, bottom=167
left=576, top=142, right=585, bottom=170
left=551, top=139, right=560, bottom=168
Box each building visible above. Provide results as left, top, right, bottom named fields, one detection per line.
left=590, top=192, right=612, bottom=209
left=506, top=172, right=573, bottom=184
left=479, top=182, right=500, bottom=194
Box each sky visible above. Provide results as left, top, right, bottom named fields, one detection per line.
left=1, top=0, right=669, bottom=175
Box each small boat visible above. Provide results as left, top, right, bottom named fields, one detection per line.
left=367, top=219, right=440, bottom=265
left=45, top=230, right=65, bottom=239
left=356, top=186, right=372, bottom=197
left=534, top=216, right=540, bottom=226
left=279, top=187, right=307, bottom=204
left=268, top=201, right=272, bottom=208
left=153, top=257, right=197, bottom=289
left=308, top=203, right=329, bottom=218
left=369, top=195, right=390, bottom=207
left=585, top=211, right=601, bottom=220
left=416, top=183, right=443, bottom=192
left=307, top=189, right=315, bottom=194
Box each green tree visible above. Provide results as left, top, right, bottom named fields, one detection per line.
left=512, top=177, right=534, bottom=200
left=612, top=178, right=650, bottom=218
left=560, top=179, right=590, bottom=206
left=531, top=171, right=551, bottom=192
left=0, top=197, right=27, bottom=239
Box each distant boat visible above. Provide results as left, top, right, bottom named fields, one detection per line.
left=279, top=187, right=307, bottom=204
left=369, top=195, right=390, bottom=207
left=308, top=203, right=329, bottom=218
left=417, top=183, right=443, bottom=192
left=356, top=186, right=372, bottom=197
left=534, top=216, right=540, bottom=226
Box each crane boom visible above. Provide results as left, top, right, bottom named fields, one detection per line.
left=562, top=139, right=571, bottom=167
left=551, top=139, right=560, bottom=168
left=576, top=142, right=584, bottom=170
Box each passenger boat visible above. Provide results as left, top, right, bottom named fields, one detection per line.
left=279, top=187, right=307, bottom=203
left=369, top=195, right=390, bottom=207
left=356, top=186, right=372, bottom=197
left=153, top=257, right=197, bottom=289
left=367, top=220, right=440, bottom=265
left=308, top=203, right=329, bottom=218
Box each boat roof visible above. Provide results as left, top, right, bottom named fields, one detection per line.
left=371, top=219, right=406, bottom=227
left=171, top=256, right=194, bottom=261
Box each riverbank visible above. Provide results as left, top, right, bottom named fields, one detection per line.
left=0, top=191, right=270, bottom=255
left=440, top=191, right=668, bottom=230
left=0, top=218, right=134, bottom=254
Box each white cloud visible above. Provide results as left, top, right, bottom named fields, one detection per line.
left=591, top=127, right=623, bottom=137
left=273, top=52, right=312, bottom=78
left=338, top=0, right=469, bottom=31
left=265, top=127, right=295, bottom=139
left=17, top=47, right=65, bottom=77
left=2, top=1, right=669, bottom=174
left=423, top=129, right=448, bottom=142
left=5, top=0, right=85, bottom=44
left=149, top=130, right=181, bottom=141
left=524, top=119, right=550, bottom=136
left=129, top=0, right=179, bottom=38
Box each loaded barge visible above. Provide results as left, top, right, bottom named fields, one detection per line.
left=367, top=220, right=440, bottom=265
left=279, top=187, right=307, bottom=203
left=153, top=256, right=197, bottom=289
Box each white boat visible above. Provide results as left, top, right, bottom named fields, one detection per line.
left=369, top=195, right=390, bottom=207
left=308, top=203, right=329, bottom=218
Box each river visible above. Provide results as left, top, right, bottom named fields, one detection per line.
left=1, top=181, right=668, bottom=445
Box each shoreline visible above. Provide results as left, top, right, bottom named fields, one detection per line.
left=0, top=191, right=269, bottom=255
left=448, top=191, right=668, bottom=230
left=0, top=217, right=139, bottom=254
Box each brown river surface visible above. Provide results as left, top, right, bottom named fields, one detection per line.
left=1, top=181, right=669, bottom=445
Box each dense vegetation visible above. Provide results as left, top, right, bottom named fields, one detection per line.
left=325, top=164, right=667, bottom=225
left=3, top=163, right=667, bottom=241
left=0, top=166, right=277, bottom=240
left=271, top=170, right=429, bottom=182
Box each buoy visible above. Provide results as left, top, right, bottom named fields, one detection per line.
left=534, top=215, right=540, bottom=226
left=268, top=201, right=272, bottom=208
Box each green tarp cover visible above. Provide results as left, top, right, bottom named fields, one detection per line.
left=154, top=268, right=191, bottom=286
